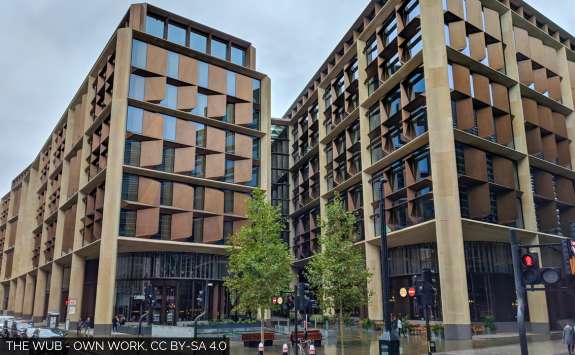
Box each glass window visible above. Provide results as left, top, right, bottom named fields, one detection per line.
left=124, top=140, right=141, bottom=166
left=161, top=84, right=178, bottom=109
left=194, top=186, right=205, bottom=210
left=407, top=70, right=425, bottom=100
left=224, top=190, right=234, bottom=213
left=224, top=160, right=234, bottom=182
left=146, top=15, right=164, bottom=38
left=410, top=106, right=427, bottom=136
left=159, top=147, right=175, bottom=172
left=122, top=174, right=139, bottom=201
left=119, top=209, right=136, bottom=237
left=227, top=71, right=236, bottom=96
left=167, top=51, right=179, bottom=79
left=197, top=61, right=209, bottom=88
left=190, top=31, right=207, bottom=53
left=365, top=35, right=378, bottom=65
left=163, top=115, right=176, bottom=141
left=128, top=74, right=145, bottom=100
left=194, top=122, right=206, bottom=146
left=384, top=53, right=401, bottom=78
left=252, top=79, right=261, bottom=104
left=414, top=152, right=431, bottom=180
left=131, top=40, right=147, bottom=69
left=253, top=137, right=260, bottom=160
left=368, top=105, right=380, bottom=131
left=224, top=103, right=235, bottom=123
left=251, top=108, right=260, bottom=130
left=381, top=14, right=398, bottom=46
left=126, top=106, right=143, bottom=133
left=167, top=22, right=186, bottom=46
left=225, top=131, right=235, bottom=153
left=191, top=155, right=205, bottom=177
left=211, top=38, right=227, bottom=60
left=160, top=181, right=173, bottom=206
left=223, top=221, right=233, bottom=241
left=193, top=93, right=208, bottom=116
left=247, top=167, right=259, bottom=187
left=367, top=75, right=379, bottom=96
left=384, top=88, right=401, bottom=117
left=389, top=162, right=405, bottom=191
left=231, top=46, right=246, bottom=66
left=403, top=32, right=423, bottom=61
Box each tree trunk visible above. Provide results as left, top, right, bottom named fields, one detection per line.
left=338, top=307, right=345, bottom=355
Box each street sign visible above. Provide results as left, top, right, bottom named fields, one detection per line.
left=272, top=297, right=277, bottom=305
left=399, top=288, right=407, bottom=298
left=67, top=299, right=77, bottom=306
left=68, top=305, right=76, bottom=315
left=408, top=287, right=416, bottom=297
left=277, top=296, right=284, bottom=305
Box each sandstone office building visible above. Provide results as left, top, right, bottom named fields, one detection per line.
left=0, top=0, right=574, bottom=339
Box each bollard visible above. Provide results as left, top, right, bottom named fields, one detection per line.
left=309, top=344, right=316, bottom=355
left=258, top=342, right=264, bottom=355
left=282, top=343, right=289, bottom=355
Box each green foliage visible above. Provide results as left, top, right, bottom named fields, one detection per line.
left=431, top=323, right=444, bottom=335
left=361, top=318, right=375, bottom=329
left=305, top=192, right=371, bottom=322
left=482, top=315, right=496, bottom=332
left=224, top=189, right=294, bottom=317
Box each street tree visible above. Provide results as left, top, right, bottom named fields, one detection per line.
left=224, top=188, right=293, bottom=345
left=305, top=192, right=371, bottom=353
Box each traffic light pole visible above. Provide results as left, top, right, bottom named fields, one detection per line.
left=425, top=305, right=431, bottom=355
left=294, top=284, right=298, bottom=355
left=510, top=230, right=529, bottom=355
left=379, top=180, right=392, bottom=334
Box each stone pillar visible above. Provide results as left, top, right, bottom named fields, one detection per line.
left=32, top=269, right=48, bottom=324
left=14, top=277, right=25, bottom=316
left=93, top=28, right=131, bottom=336
left=47, top=263, right=63, bottom=320
left=7, top=279, right=17, bottom=315
left=67, top=254, right=85, bottom=329
left=420, top=0, right=471, bottom=340
left=22, top=274, right=35, bottom=317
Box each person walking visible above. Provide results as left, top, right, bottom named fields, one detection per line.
left=112, top=315, right=119, bottom=333
left=397, top=316, right=403, bottom=337
left=83, top=317, right=92, bottom=336
left=76, top=319, right=83, bottom=337
left=564, top=322, right=575, bottom=355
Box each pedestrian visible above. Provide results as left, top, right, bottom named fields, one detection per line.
left=564, top=322, right=575, bottom=355
left=76, top=319, right=83, bottom=337
left=397, top=316, right=403, bottom=337
left=83, top=317, right=91, bottom=336
left=112, top=315, right=118, bottom=333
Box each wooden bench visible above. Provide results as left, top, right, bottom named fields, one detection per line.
left=290, top=329, right=322, bottom=347
left=241, top=332, right=275, bottom=347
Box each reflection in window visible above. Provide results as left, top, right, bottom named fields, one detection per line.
left=253, top=137, right=260, bottom=160
left=167, top=51, right=179, bottom=79
left=410, top=106, right=427, bottom=136
left=367, top=75, right=379, bottom=96
left=129, top=74, right=145, bottom=100
left=389, top=162, right=405, bottom=191
left=225, top=131, right=235, bottom=153
left=384, top=53, right=401, bottom=78
left=365, top=35, right=378, bottom=65
left=146, top=15, right=164, bottom=38
left=191, top=155, right=205, bottom=177
left=414, top=151, right=431, bottom=180
left=252, top=79, right=261, bottom=104
left=124, top=140, right=141, bottom=166
left=167, top=22, right=186, bottom=46
left=381, top=14, right=398, bottom=46
left=131, top=40, right=147, bottom=69
left=161, top=84, right=178, bottom=109
left=193, top=93, right=208, bottom=116
left=211, top=38, right=227, bottom=60
left=247, top=167, right=260, bottom=187
left=163, top=115, right=176, bottom=141
left=403, top=33, right=423, bottom=61
left=383, top=88, right=401, bottom=118
left=231, top=46, right=246, bottom=66
left=126, top=106, right=143, bottom=133
left=227, top=71, right=236, bottom=97
left=368, top=105, right=380, bottom=131
left=224, top=103, right=235, bottom=124
left=406, top=70, right=425, bottom=100
left=194, top=122, right=206, bottom=147
left=389, top=126, right=403, bottom=150
left=190, top=31, right=207, bottom=53
left=197, top=62, right=209, bottom=88
left=224, top=160, right=234, bottom=182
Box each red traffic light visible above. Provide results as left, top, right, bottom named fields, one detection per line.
left=522, top=254, right=535, bottom=267
left=272, top=297, right=277, bottom=305
left=408, top=287, right=416, bottom=297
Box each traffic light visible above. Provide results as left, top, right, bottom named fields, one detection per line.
left=411, top=269, right=435, bottom=307
left=282, top=295, right=295, bottom=312
left=521, top=252, right=561, bottom=285
left=144, top=285, right=155, bottom=305
left=296, top=283, right=311, bottom=311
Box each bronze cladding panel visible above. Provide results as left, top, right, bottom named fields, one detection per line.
left=144, top=76, right=167, bottom=103
left=143, top=111, right=164, bottom=139
left=537, top=105, right=553, bottom=132
left=492, top=156, right=515, bottom=188
left=235, top=73, right=253, bottom=102
left=535, top=170, right=554, bottom=198
left=557, top=140, right=571, bottom=168
left=456, top=98, right=474, bottom=130
left=177, top=86, right=197, bottom=111
left=468, top=184, right=490, bottom=218
left=138, top=177, right=161, bottom=205
left=517, top=60, right=534, bottom=86
left=234, top=159, right=252, bottom=183
left=529, top=36, right=544, bottom=65
left=464, top=146, right=488, bottom=181
left=476, top=107, right=495, bottom=138
left=556, top=177, right=575, bottom=204
left=172, top=183, right=194, bottom=210
left=453, top=64, right=471, bottom=96
left=472, top=73, right=491, bottom=105
left=522, top=98, right=539, bottom=125
left=469, top=32, right=487, bottom=63
left=495, top=115, right=513, bottom=146
left=233, top=219, right=249, bottom=234
left=174, top=147, right=195, bottom=174
left=136, top=208, right=160, bottom=237
left=208, top=65, right=227, bottom=94
left=175, top=118, right=196, bottom=146
left=206, top=126, right=225, bottom=152
left=483, top=7, right=502, bottom=41
left=446, top=0, right=464, bottom=19
left=514, top=27, right=530, bottom=57
left=203, top=216, right=223, bottom=243
left=533, top=68, right=548, bottom=95
left=205, top=153, right=225, bottom=178
left=449, top=21, right=467, bottom=51
left=179, top=56, right=197, bottom=84
left=552, top=112, right=568, bottom=137
left=548, top=76, right=562, bottom=102
left=465, top=0, right=483, bottom=31
left=487, top=42, right=505, bottom=72
left=140, top=140, right=163, bottom=167
left=497, top=191, right=517, bottom=225
left=541, top=134, right=558, bottom=162
left=491, top=83, right=509, bottom=112
left=235, top=133, right=253, bottom=158
left=207, top=95, right=227, bottom=118
left=235, top=102, right=253, bottom=125
left=204, top=188, right=224, bottom=214
left=171, top=212, right=194, bottom=240
left=147, top=44, right=167, bottom=76
left=526, top=127, right=543, bottom=154
left=233, top=192, right=250, bottom=216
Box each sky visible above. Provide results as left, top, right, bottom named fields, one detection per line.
left=0, top=0, right=573, bottom=194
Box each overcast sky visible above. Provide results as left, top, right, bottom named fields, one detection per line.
left=0, top=1, right=572, bottom=193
